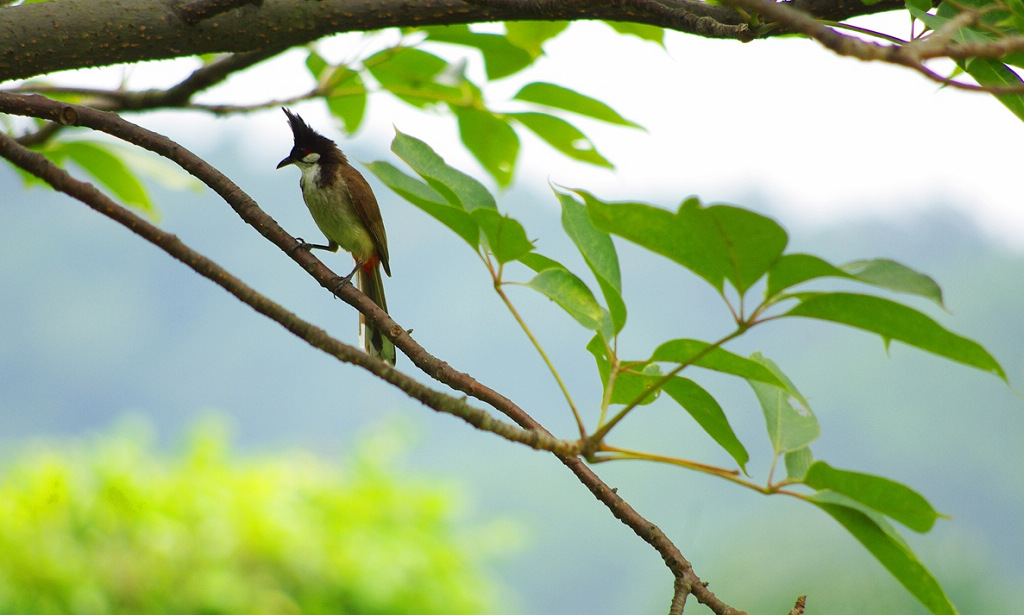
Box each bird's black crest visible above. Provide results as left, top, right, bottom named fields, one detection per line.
left=281, top=107, right=335, bottom=153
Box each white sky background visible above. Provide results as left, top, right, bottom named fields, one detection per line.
left=39, top=12, right=1024, bottom=249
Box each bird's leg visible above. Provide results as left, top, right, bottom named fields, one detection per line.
left=293, top=237, right=339, bottom=253
left=330, top=260, right=361, bottom=295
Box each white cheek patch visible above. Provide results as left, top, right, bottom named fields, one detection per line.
left=301, top=152, right=321, bottom=164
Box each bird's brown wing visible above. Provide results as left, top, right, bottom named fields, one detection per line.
left=342, top=163, right=391, bottom=277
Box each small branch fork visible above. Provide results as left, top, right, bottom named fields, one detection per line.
left=0, top=90, right=765, bottom=614
left=719, top=0, right=1024, bottom=93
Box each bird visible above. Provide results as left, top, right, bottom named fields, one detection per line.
left=276, top=108, right=396, bottom=365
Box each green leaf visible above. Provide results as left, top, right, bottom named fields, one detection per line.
left=767, top=255, right=945, bottom=307
left=810, top=492, right=958, bottom=615
left=517, top=252, right=565, bottom=273
left=842, top=259, right=944, bottom=307
left=961, top=56, right=1024, bottom=121
left=389, top=129, right=496, bottom=212
left=651, top=339, right=787, bottom=388
left=513, top=82, right=642, bottom=128
left=510, top=112, right=612, bottom=167
left=583, top=192, right=788, bottom=295
left=784, top=446, right=814, bottom=480
left=597, top=358, right=663, bottom=406
left=556, top=190, right=626, bottom=334
left=453, top=106, right=519, bottom=187
left=905, top=0, right=933, bottom=13
left=604, top=21, right=666, bottom=45
left=325, top=68, right=367, bottom=134
left=504, top=21, right=569, bottom=57
left=422, top=25, right=535, bottom=79
left=365, top=47, right=464, bottom=108
left=766, top=253, right=850, bottom=298
left=470, top=208, right=533, bottom=263
left=663, top=377, right=748, bottom=470
left=58, top=141, right=153, bottom=213
left=784, top=292, right=1006, bottom=379
left=305, top=51, right=328, bottom=81
left=804, top=461, right=941, bottom=532
left=528, top=269, right=611, bottom=336
left=366, top=161, right=479, bottom=248
left=747, top=353, right=819, bottom=456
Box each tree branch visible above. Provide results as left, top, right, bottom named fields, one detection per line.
left=174, top=0, right=264, bottom=26
left=0, top=91, right=746, bottom=614
left=0, top=0, right=917, bottom=83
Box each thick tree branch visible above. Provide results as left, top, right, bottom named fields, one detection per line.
left=0, top=0, right=917, bottom=83
left=174, top=0, right=264, bottom=26
left=0, top=91, right=746, bottom=614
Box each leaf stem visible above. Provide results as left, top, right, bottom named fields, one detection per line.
left=490, top=261, right=588, bottom=440
left=589, top=326, right=748, bottom=445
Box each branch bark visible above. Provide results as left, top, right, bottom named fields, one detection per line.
left=1, top=0, right=909, bottom=83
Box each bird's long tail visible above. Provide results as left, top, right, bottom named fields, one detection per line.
left=358, top=264, right=396, bottom=365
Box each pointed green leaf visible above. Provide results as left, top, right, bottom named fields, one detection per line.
left=784, top=292, right=1006, bottom=379
left=305, top=51, right=328, bottom=81
left=784, top=446, right=814, bottom=481
left=810, top=492, right=958, bottom=615
left=517, top=252, right=564, bottom=273
left=527, top=268, right=611, bottom=336
left=422, top=25, right=535, bottom=79
left=767, top=253, right=850, bottom=298
left=842, top=259, right=944, bottom=307
left=583, top=192, right=788, bottom=295
left=587, top=333, right=613, bottom=396
left=365, top=47, right=463, bottom=108
left=586, top=338, right=661, bottom=407
left=905, top=0, right=932, bottom=14
left=804, top=461, right=941, bottom=532
left=325, top=68, right=367, bottom=134
left=609, top=361, right=663, bottom=405
left=366, top=161, right=479, bottom=248
left=470, top=208, right=533, bottom=263
left=663, top=377, right=748, bottom=470
left=453, top=106, right=519, bottom=187
left=604, top=21, right=666, bottom=45
left=389, top=129, right=496, bottom=211
left=59, top=141, right=153, bottom=213
left=767, top=255, right=946, bottom=307
left=504, top=21, right=569, bottom=57
left=510, top=112, right=612, bottom=167
left=513, top=82, right=642, bottom=128
left=651, top=339, right=787, bottom=388
left=556, top=190, right=625, bottom=334
left=747, top=353, right=819, bottom=455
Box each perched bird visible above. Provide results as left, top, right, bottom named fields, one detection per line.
left=276, top=108, right=396, bottom=365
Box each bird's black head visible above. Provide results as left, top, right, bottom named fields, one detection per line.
left=276, top=107, right=339, bottom=169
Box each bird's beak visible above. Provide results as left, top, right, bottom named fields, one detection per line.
left=276, top=156, right=293, bottom=169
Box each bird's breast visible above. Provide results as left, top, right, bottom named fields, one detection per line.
left=299, top=166, right=375, bottom=261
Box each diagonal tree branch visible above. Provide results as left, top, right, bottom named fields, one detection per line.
left=0, top=90, right=747, bottom=614
left=0, top=127, right=580, bottom=458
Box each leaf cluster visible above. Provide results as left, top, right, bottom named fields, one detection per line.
left=370, top=130, right=1006, bottom=615
left=306, top=22, right=648, bottom=186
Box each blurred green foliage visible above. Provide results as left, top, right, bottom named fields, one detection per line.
left=0, top=419, right=511, bottom=615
